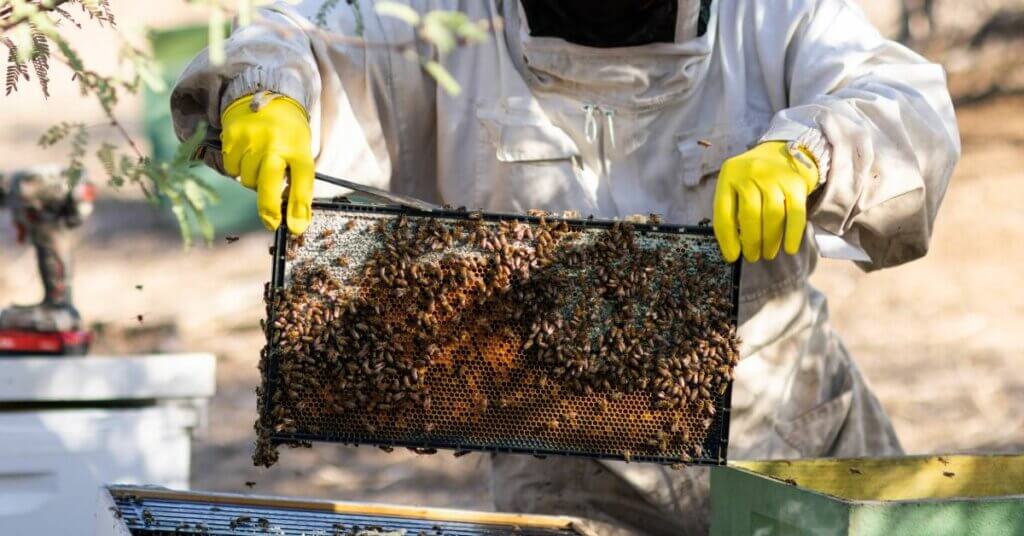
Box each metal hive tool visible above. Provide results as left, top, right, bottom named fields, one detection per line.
left=102, top=486, right=583, bottom=535
left=258, top=201, right=741, bottom=467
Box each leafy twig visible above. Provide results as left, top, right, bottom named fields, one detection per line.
left=3, top=0, right=495, bottom=246
left=0, top=0, right=74, bottom=33
left=2, top=35, right=28, bottom=95
left=29, top=23, right=48, bottom=96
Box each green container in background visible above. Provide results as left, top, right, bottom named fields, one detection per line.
left=711, top=455, right=1024, bottom=535
left=145, top=24, right=260, bottom=235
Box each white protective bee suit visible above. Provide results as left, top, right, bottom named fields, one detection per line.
left=171, top=0, right=960, bottom=534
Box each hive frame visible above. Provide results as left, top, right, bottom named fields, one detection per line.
left=101, top=485, right=584, bottom=535
left=261, top=201, right=742, bottom=465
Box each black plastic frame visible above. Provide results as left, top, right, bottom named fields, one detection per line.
left=262, top=201, right=742, bottom=465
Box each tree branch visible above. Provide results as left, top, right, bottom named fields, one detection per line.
left=0, top=0, right=74, bottom=33
left=49, top=49, right=152, bottom=197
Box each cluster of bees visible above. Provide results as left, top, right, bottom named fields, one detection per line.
left=516, top=222, right=738, bottom=434
left=255, top=210, right=738, bottom=467
left=331, top=524, right=433, bottom=536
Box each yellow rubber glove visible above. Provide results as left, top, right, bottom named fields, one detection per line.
left=713, top=141, right=819, bottom=263
left=221, top=93, right=315, bottom=235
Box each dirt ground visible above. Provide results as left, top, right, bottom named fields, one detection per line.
left=2, top=0, right=1024, bottom=514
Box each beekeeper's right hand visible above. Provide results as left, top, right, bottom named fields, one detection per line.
left=221, top=93, right=315, bottom=235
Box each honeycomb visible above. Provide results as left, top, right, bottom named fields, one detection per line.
left=255, top=203, right=740, bottom=467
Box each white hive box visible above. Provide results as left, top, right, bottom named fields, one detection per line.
left=0, top=353, right=215, bottom=536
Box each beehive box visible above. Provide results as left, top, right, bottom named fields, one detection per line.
left=711, top=455, right=1024, bottom=535
left=257, top=202, right=741, bottom=467
left=97, top=485, right=589, bottom=535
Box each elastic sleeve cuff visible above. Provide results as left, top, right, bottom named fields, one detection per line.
left=220, top=66, right=312, bottom=114
left=759, top=124, right=832, bottom=187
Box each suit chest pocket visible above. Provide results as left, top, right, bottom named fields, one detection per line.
left=676, top=124, right=764, bottom=188
left=475, top=107, right=593, bottom=214
left=667, top=124, right=764, bottom=224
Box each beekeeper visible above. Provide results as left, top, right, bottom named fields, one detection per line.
left=171, top=0, right=960, bottom=533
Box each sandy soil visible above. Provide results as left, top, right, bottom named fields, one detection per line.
left=2, top=0, right=1024, bottom=513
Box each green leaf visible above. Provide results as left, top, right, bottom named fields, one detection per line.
left=182, top=174, right=214, bottom=210
left=118, top=154, right=141, bottom=186
left=183, top=176, right=216, bottom=244
left=54, top=38, right=83, bottom=72
left=79, top=0, right=104, bottom=18
left=97, top=142, right=119, bottom=183
left=208, top=8, right=226, bottom=65
left=420, top=16, right=456, bottom=54
left=454, top=19, right=488, bottom=43
left=418, top=11, right=487, bottom=54
left=170, top=203, right=193, bottom=249
left=134, top=57, right=166, bottom=93
left=350, top=0, right=365, bottom=36
left=11, top=24, right=34, bottom=64
left=236, top=0, right=253, bottom=27
left=313, top=0, right=342, bottom=28
left=423, top=60, right=460, bottom=95
left=172, top=122, right=207, bottom=166
left=38, top=122, right=71, bottom=147
left=424, top=11, right=463, bottom=29
left=191, top=173, right=220, bottom=200
left=375, top=1, right=420, bottom=26
left=194, top=208, right=214, bottom=245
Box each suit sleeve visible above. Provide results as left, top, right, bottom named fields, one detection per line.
left=756, top=0, right=961, bottom=270
left=169, top=0, right=432, bottom=194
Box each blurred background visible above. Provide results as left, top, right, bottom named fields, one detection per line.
left=1, top=0, right=1023, bottom=510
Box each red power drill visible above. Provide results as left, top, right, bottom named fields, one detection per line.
left=0, top=165, right=95, bottom=356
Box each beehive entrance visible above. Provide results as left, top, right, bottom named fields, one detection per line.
left=257, top=203, right=740, bottom=467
